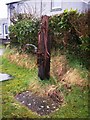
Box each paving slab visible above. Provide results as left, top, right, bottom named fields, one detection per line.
left=0, top=73, right=13, bottom=82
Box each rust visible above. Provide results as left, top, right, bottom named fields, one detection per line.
left=37, top=15, right=50, bottom=80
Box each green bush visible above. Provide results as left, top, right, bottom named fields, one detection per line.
left=49, top=9, right=90, bottom=69
left=9, top=10, right=90, bottom=63
left=9, top=18, right=39, bottom=50
left=49, top=9, right=89, bottom=51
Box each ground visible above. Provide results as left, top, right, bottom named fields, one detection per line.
left=0, top=47, right=89, bottom=119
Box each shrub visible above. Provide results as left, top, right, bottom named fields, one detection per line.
left=9, top=10, right=90, bottom=66
left=49, top=9, right=89, bottom=51
left=9, top=17, right=39, bottom=50
left=49, top=9, right=90, bottom=69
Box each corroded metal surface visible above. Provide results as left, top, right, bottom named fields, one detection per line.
left=37, top=15, right=50, bottom=80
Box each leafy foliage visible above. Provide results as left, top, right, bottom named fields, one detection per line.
left=9, top=10, right=90, bottom=68
left=49, top=9, right=90, bottom=69
left=9, top=17, right=39, bottom=51
left=49, top=9, right=89, bottom=50
left=9, top=10, right=89, bottom=52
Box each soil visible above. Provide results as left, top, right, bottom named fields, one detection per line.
left=15, top=91, right=63, bottom=116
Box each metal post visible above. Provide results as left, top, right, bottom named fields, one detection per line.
left=37, top=15, right=50, bottom=80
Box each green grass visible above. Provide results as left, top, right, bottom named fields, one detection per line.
left=66, top=52, right=89, bottom=80
left=1, top=58, right=40, bottom=118
left=0, top=49, right=89, bottom=119
left=0, top=44, right=4, bottom=49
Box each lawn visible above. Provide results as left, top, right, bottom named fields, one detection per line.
left=0, top=48, right=89, bottom=119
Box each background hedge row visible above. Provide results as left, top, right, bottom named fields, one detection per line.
left=9, top=10, right=90, bottom=68
left=9, top=9, right=89, bottom=51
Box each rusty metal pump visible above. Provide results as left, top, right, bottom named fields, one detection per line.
left=37, top=15, right=50, bottom=80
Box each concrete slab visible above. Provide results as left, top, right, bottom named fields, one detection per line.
left=0, top=73, right=13, bottom=82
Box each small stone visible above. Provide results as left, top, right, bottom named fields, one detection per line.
left=41, top=106, right=44, bottom=108
left=56, top=108, right=59, bottom=111
left=53, top=106, right=56, bottom=109
left=28, top=103, right=31, bottom=106
left=26, top=91, right=29, bottom=93
left=43, top=100, right=46, bottom=103
left=33, top=99, right=35, bottom=102
left=22, top=101, right=25, bottom=104
left=23, top=96, right=25, bottom=98
left=33, top=102, right=36, bottom=104
left=47, top=106, right=50, bottom=109
left=52, top=103, right=54, bottom=106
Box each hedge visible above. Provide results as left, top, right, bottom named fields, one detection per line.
left=49, top=9, right=89, bottom=51
left=9, top=9, right=89, bottom=53
left=9, top=18, right=39, bottom=50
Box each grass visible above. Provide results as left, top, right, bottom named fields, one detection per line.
left=50, top=85, right=89, bottom=118
left=0, top=48, right=89, bottom=119
left=66, top=51, right=89, bottom=80
left=1, top=58, right=39, bottom=118
left=0, top=44, right=4, bottom=49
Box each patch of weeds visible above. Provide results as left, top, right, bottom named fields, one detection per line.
left=39, top=76, right=57, bottom=86
left=4, top=47, right=37, bottom=70
left=66, top=53, right=89, bottom=80
left=28, top=76, right=57, bottom=97
left=50, top=85, right=89, bottom=118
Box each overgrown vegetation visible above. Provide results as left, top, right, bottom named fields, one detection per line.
left=9, top=16, right=39, bottom=51
left=49, top=9, right=90, bottom=70
left=9, top=9, right=90, bottom=69
left=1, top=9, right=89, bottom=118
left=0, top=48, right=89, bottom=118
left=9, top=10, right=90, bottom=52
left=49, top=9, right=89, bottom=50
